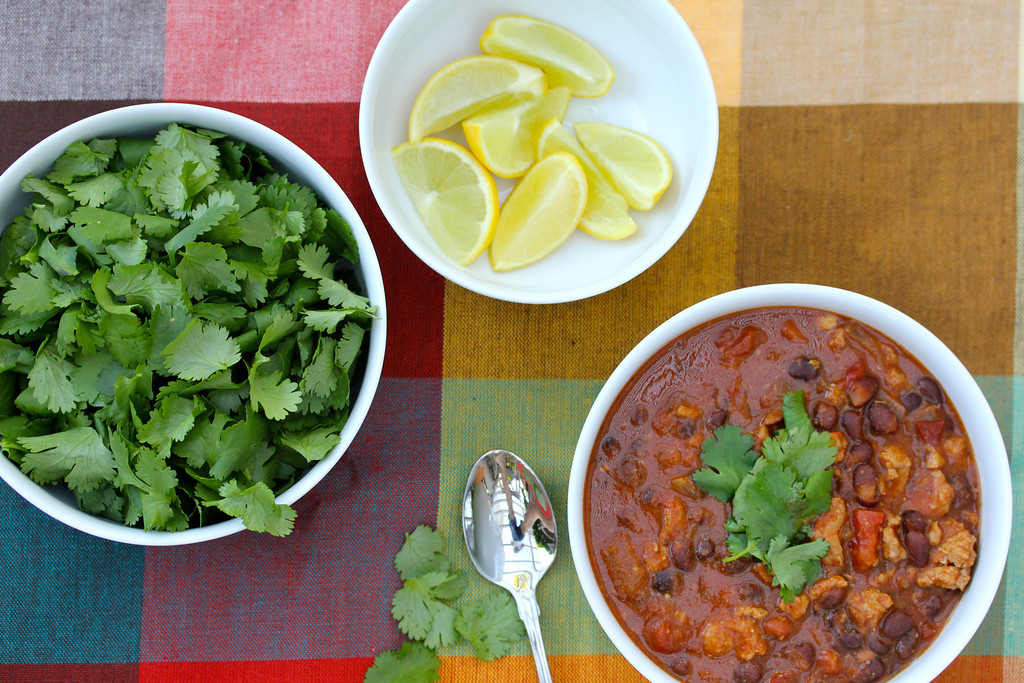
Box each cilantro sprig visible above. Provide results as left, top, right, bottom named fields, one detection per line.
left=367, top=526, right=526, bottom=682
left=0, top=125, right=376, bottom=535
left=693, top=391, right=836, bottom=601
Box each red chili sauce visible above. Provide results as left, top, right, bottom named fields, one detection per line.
left=584, top=307, right=980, bottom=683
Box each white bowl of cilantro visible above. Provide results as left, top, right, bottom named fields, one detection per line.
left=568, top=283, right=1010, bottom=683
left=0, top=102, right=386, bottom=545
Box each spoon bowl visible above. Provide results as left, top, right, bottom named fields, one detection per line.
left=462, top=449, right=557, bottom=682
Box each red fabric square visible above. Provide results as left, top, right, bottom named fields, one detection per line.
left=163, top=0, right=407, bottom=103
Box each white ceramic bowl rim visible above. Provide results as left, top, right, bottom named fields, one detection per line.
left=359, top=0, right=719, bottom=304
left=0, top=102, right=387, bottom=546
left=567, top=283, right=1012, bottom=683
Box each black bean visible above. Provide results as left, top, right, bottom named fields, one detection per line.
left=815, top=584, right=848, bottom=611
left=793, top=642, right=816, bottom=670
left=694, top=536, right=715, bottom=560
left=901, top=391, right=922, bottom=412
left=853, top=463, right=880, bottom=507
left=671, top=540, right=696, bottom=572
left=881, top=610, right=915, bottom=639
left=848, top=376, right=879, bottom=407
left=631, top=406, right=649, bottom=425
left=734, top=661, right=763, bottom=683
left=670, top=658, right=692, bottom=677
left=918, top=376, right=944, bottom=404
left=721, top=555, right=753, bottom=575
left=678, top=417, right=697, bottom=437
left=841, top=410, right=864, bottom=440
left=851, top=658, right=886, bottom=683
left=895, top=629, right=919, bottom=660
left=868, top=633, right=890, bottom=655
left=905, top=530, right=931, bottom=568
left=867, top=402, right=898, bottom=434
left=788, top=355, right=822, bottom=381
left=615, top=459, right=647, bottom=488
left=707, top=408, right=728, bottom=430
left=601, top=435, right=621, bottom=457
left=737, top=582, right=764, bottom=602
left=651, top=569, right=681, bottom=595
left=836, top=629, right=864, bottom=650
left=848, top=441, right=874, bottom=464
left=813, top=401, right=839, bottom=430
left=901, top=509, right=928, bottom=533
left=952, top=475, right=976, bottom=506
left=920, top=594, right=943, bottom=618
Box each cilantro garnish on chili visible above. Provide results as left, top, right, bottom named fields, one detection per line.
left=693, top=390, right=837, bottom=601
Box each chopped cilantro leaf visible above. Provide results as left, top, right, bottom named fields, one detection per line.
left=161, top=319, right=241, bottom=381
left=207, top=480, right=296, bottom=537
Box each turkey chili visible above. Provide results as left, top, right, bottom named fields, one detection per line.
left=584, top=307, right=980, bottom=683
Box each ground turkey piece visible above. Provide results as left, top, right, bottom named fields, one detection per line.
left=846, top=587, right=894, bottom=631
left=601, top=533, right=649, bottom=610
left=882, top=513, right=907, bottom=562
left=878, top=444, right=912, bottom=497
left=701, top=610, right=769, bottom=661
left=908, top=469, right=955, bottom=518
left=812, top=496, right=847, bottom=567
left=916, top=519, right=978, bottom=590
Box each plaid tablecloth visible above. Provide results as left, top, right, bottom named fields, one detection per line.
left=0, top=0, right=1019, bottom=681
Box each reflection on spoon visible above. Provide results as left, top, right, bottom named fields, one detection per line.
left=462, top=449, right=557, bottom=683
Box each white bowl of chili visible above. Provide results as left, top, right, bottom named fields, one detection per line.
left=0, top=103, right=387, bottom=545
left=568, top=283, right=1010, bottom=683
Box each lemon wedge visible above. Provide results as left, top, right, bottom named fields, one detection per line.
left=480, top=15, right=614, bottom=97
left=392, top=138, right=499, bottom=265
left=462, top=87, right=571, bottom=178
left=536, top=119, right=637, bottom=240
left=408, top=56, right=546, bottom=142
left=574, top=122, right=672, bottom=210
left=489, top=151, right=587, bottom=271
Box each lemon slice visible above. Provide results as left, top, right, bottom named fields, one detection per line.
left=480, top=15, right=614, bottom=97
left=574, top=122, right=672, bottom=210
left=408, top=55, right=547, bottom=142
left=536, top=119, right=637, bottom=240
left=392, top=138, right=498, bottom=265
left=462, top=87, right=571, bottom=178
left=489, top=151, right=587, bottom=271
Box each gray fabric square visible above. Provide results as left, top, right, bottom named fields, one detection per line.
left=0, top=0, right=166, bottom=100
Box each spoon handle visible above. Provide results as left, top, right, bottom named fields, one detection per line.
left=513, top=589, right=553, bottom=683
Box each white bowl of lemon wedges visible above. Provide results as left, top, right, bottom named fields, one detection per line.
left=360, top=0, right=718, bottom=304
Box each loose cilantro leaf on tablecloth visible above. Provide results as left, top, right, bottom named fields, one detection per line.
left=392, top=571, right=464, bottom=648
left=694, top=391, right=837, bottom=601
left=364, top=641, right=440, bottom=683
left=0, top=124, right=377, bottom=535
left=395, top=525, right=452, bottom=581
left=366, top=525, right=526, bottom=682
left=455, top=591, right=527, bottom=661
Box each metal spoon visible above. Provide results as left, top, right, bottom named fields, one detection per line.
left=462, top=449, right=557, bottom=683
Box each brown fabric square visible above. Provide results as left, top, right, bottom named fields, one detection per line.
left=736, top=103, right=1016, bottom=375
